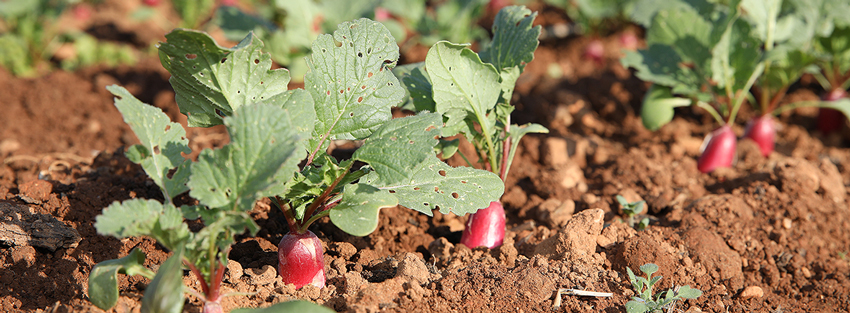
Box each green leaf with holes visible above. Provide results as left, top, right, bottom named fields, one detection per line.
left=426, top=41, right=501, bottom=137
left=109, top=85, right=191, bottom=201
left=95, top=199, right=190, bottom=252
left=329, top=184, right=398, bottom=236
left=88, top=248, right=155, bottom=310
left=188, top=104, right=302, bottom=210
left=361, top=154, right=504, bottom=216
left=305, top=18, right=404, bottom=154
left=354, top=112, right=441, bottom=185
left=158, top=29, right=293, bottom=127
left=480, top=5, right=540, bottom=72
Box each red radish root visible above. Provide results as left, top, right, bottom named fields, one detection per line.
left=744, top=115, right=776, bottom=157
left=278, top=231, right=326, bottom=289
left=818, top=89, right=847, bottom=135
left=697, top=125, right=737, bottom=173
left=460, top=201, right=505, bottom=249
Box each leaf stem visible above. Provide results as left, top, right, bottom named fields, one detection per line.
left=302, top=162, right=352, bottom=227
left=498, top=117, right=511, bottom=182
left=184, top=260, right=210, bottom=300
left=695, top=101, right=725, bottom=125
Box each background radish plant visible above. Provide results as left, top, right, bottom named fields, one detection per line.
left=622, top=0, right=850, bottom=172
left=88, top=17, right=503, bottom=312
left=395, top=5, right=546, bottom=249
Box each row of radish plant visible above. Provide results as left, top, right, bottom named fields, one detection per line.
left=621, top=0, right=850, bottom=173
left=87, top=5, right=539, bottom=313
left=84, top=0, right=850, bottom=312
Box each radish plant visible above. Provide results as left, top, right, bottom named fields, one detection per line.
left=395, top=5, right=546, bottom=248
left=806, top=1, right=850, bottom=135
left=545, top=0, right=637, bottom=64
left=88, top=17, right=503, bottom=312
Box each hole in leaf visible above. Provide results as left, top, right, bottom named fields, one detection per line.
left=215, top=109, right=225, bottom=117
left=327, top=90, right=331, bottom=96
left=260, top=81, right=264, bottom=85
left=452, top=192, right=459, bottom=199
left=460, top=180, right=467, bottom=184
left=334, top=40, right=342, bottom=47
left=254, top=59, right=260, bottom=64
left=220, top=57, right=227, bottom=63
left=165, top=125, right=171, bottom=131
left=199, top=72, right=204, bottom=77
left=185, top=53, right=197, bottom=59
left=448, top=66, right=452, bottom=71
left=367, top=47, right=372, bottom=54
left=322, top=48, right=327, bottom=52
left=357, top=96, right=363, bottom=103
left=192, top=65, right=196, bottom=69
left=361, top=85, right=367, bottom=89
left=425, top=125, right=436, bottom=131
left=368, top=72, right=374, bottom=78
left=433, top=135, right=439, bottom=139
left=390, top=136, right=397, bottom=141
left=349, top=112, right=354, bottom=117
left=349, top=42, right=353, bottom=47
left=516, top=21, right=520, bottom=26
left=252, top=96, right=256, bottom=100
left=435, top=205, right=440, bottom=211
left=340, top=89, right=344, bottom=94
left=389, top=190, right=396, bottom=193
left=433, top=187, right=439, bottom=192
left=237, top=90, right=241, bottom=94
left=347, top=87, right=351, bottom=91
left=423, top=202, right=429, bottom=206
left=413, top=187, right=420, bottom=191
left=408, top=140, right=414, bottom=144
left=438, top=170, right=446, bottom=177
left=152, top=145, right=160, bottom=154
left=358, top=52, right=363, bottom=57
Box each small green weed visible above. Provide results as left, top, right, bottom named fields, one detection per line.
left=625, top=263, right=702, bottom=313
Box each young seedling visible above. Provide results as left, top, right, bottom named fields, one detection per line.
left=625, top=263, right=703, bottom=313
left=394, top=5, right=547, bottom=249
left=616, top=195, right=648, bottom=230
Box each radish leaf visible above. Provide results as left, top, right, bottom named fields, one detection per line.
left=305, top=18, right=403, bottom=153
left=95, top=199, right=190, bottom=251
left=354, top=112, right=441, bottom=185
left=109, top=85, right=191, bottom=201
left=330, top=184, right=398, bottom=236
left=88, top=248, right=154, bottom=310
left=189, top=104, right=302, bottom=210
left=141, top=248, right=185, bottom=313
left=159, top=30, right=292, bottom=127
left=231, top=300, right=335, bottom=313
left=480, top=5, right=540, bottom=72
left=362, top=155, right=504, bottom=216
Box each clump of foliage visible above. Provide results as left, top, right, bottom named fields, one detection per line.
left=0, top=0, right=136, bottom=77
left=394, top=5, right=547, bottom=248
left=625, top=263, right=703, bottom=313
left=88, top=17, right=503, bottom=312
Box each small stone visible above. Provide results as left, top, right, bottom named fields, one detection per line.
left=536, top=198, right=575, bottom=228
left=559, top=163, right=586, bottom=189
left=739, top=286, right=764, bottom=299
left=801, top=267, right=812, bottom=278
left=541, top=137, right=570, bottom=167
left=782, top=218, right=792, bottom=229
left=428, top=237, right=454, bottom=263
left=581, top=193, right=598, bottom=204
left=245, top=265, right=276, bottom=286
left=224, top=260, right=243, bottom=282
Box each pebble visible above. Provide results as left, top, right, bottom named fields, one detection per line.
left=739, top=286, right=764, bottom=299
left=224, top=259, right=243, bottom=282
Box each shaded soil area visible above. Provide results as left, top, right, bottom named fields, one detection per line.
left=2, top=10, right=850, bottom=313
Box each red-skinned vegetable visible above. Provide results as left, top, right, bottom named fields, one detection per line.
left=743, top=115, right=776, bottom=157
left=619, top=31, right=638, bottom=51
left=142, top=0, right=160, bottom=6
left=697, top=125, right=736, bottom=173
left=584, top=39, right=604, bottom=65
left=278, top=230, right=326, bottom=289
left=818, top=89, right=846, bottom=135
left=460, top=201, right=505, bottom=249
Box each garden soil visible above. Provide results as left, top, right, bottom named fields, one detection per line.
left=2, top=8, right=850, bottom=313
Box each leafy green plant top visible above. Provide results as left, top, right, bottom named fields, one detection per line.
left=625, top=263, right=703, bottom=313
left=89, top=17, right=503, bottom=312
left=396, top=5, right=547, bottom=181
